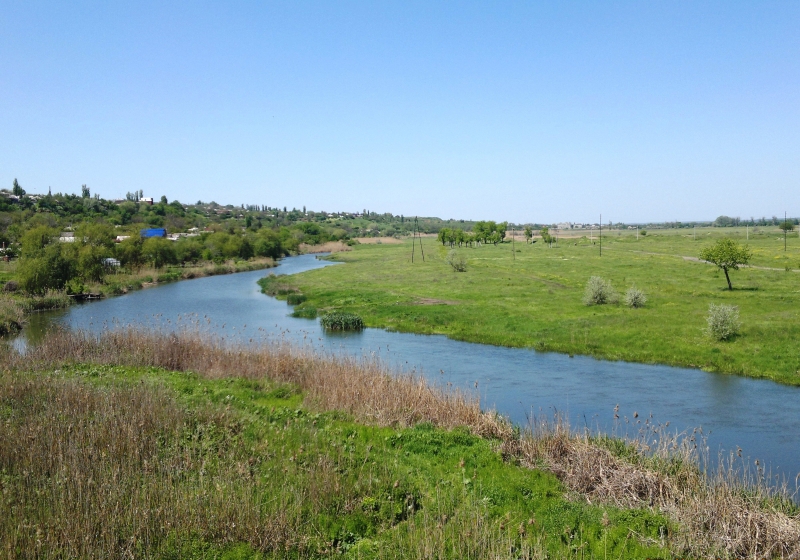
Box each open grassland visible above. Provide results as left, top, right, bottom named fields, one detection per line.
left=1, top=328, right=798, bottom=558
left=281, top=227, right=800, bottom=385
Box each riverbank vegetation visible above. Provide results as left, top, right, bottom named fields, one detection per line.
left=1, top=328, right=797, bottom=558
left=278, top=227, right=800, bottom=385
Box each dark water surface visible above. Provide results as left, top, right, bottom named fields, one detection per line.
left=16, top=254, right=800, bottom=485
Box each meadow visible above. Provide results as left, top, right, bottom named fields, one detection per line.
left=2, top=328, right=797, bottom=558
left=282, top=226, right=800, bottom=385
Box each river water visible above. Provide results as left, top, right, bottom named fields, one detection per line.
left=14, top=254, right=800, bottom=486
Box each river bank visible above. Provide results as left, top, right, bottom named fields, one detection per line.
left=2, top=327, right=797, bottom=558
left=0, top=257, right=276, bottom=336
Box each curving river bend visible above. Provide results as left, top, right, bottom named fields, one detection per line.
left=15, top=254, right=800, bottom=486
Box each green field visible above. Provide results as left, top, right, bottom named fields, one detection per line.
left=280, top=227, right=800, bottom=385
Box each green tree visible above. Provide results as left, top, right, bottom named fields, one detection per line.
left=117, top=237, right=144, bottom=270
left=12, top=179, right=25, bottom=197
left=17, top=227, right=74, bottom=293
left=142, top=237, right=177, bottom=269
left=779, top=220, right=795, bottom=233
left=699, top=238, right=752, bottom=290
left=540, top=226, right=554, bottom=246
left=81, top=184, right=90, bottom=198
left=524, top=226, right=533, bottom=244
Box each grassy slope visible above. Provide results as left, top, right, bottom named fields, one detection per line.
left=0, top=365, right=669, bottom=559
left=284, top=227, right=800, bottom=385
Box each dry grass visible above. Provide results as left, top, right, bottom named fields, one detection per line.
left=4, top=328, right=509, bottom=439
left=0, top=373, right=303, bottom=558
left=2, top=328, right=799, bottom=558
left=299, top=241, right=352, bottom=254
left=507, top=416, right=800, bottom=558
left=354, top=237, right=404, bottom=244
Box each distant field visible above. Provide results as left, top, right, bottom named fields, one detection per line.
left=285, top=226, right=800, bottom=385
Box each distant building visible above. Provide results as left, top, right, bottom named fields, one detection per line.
left=140, top=228, right=167, bottom=238
left=101, top=258, right=120, bottom=268
left=141, top=197, right=154, bottom=205
left=59, top=232, right=75, bottom=243
left=115, top=235, right=131, bottom=243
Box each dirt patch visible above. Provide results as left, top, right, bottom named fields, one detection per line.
left=354, top=237, right=404, bottom=244
left=410, top=297, right=459, bottom=305
left=299, top=241, right=352, bottom=254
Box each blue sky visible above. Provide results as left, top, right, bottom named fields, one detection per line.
left=1, top=1, right=798, bottom=223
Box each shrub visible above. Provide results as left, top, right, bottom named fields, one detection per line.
left=624, top=286, right=647, bottom=308
left=640, top=230, right=647, bottom=236
left=706, top=304, right=740, bottom=341
left=286, top=293, right=307, bottom=305
left=582, top=276, right=618, bottom=305
left=2, top=280, right=18, bottom=293
left=320, top=311, right=364, bottom=331
left=446, top=250, right=467, bottom=272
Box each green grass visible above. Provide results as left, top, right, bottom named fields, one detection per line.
left=1, top=364, right=671, bottom=558
left=279, top=227, right=800, bottom=385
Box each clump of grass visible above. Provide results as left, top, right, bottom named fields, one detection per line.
left=17, top=289, right=72, bottom=312
left=624, top=286, right=647, bottom=308
left=257, top=273, right=297, bottom=297
left=320, top=311, right=365, bottom=331
left=286, top=293, right=307, bottom=305
left=582, top=276, right=618, bottom=305
left=0, top=295, right=24, bottom=335
left=705, top=303, right=741, bottom=341
left=291, top=304, right=317, bottom=319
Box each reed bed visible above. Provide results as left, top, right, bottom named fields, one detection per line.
left=0, top=295, right=24, bottom=335
left=3, top=328, right=799, bottom=558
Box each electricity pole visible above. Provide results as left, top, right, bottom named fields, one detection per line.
left=785, top=211, right=788, bottom=252
left=599, top=214, right=602, bottom=256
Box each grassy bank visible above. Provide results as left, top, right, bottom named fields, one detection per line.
left=279, top=227, right=800, bottom=385
left=1, top=329, right=797, bottom=558
left=0, top=258, right=275, bottom=335
left=89, top=257, right=276, bottom=296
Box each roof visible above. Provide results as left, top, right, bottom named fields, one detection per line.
left=140, top=228, right=167, bottom=238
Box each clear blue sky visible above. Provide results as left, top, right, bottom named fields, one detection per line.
left=1, top=1, right=798, bottom=223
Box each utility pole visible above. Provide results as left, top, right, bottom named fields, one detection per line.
left=636, top=225, right=639, bottom=240
left=785, top=211, right=788, bottom=252
left=693, top=225, right=696, bottom=241
left=599, top=214, right=602, bottom=256
left=512, top=226, right=515, bottom=261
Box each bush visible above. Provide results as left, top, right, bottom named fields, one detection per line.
left=624, top=286, right=647, bottom=308
left=446, top=250, right=467, bottom=272
left=2, top=280, right=18, bottom=293
left=582, top=276, right=618, bottom=305
left=706, top=304, right=741, bottom=341
left=286, top=293, right=307, bottom=305
left=320, top=311, right=364, bottom=331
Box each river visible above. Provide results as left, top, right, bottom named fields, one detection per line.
left=13, top=254, right=800, bottom=486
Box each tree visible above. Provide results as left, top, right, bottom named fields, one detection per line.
left=524, top=226, right=533, bottom=244
left=12, top=179, right=25, bottom=197
left=142, top=237, right=177, bottom=269
left=540, top=226, right=554, bottom=247
left=699, top=238, right=752, bottom=290
left=81, top=184, right=90, bottom=198
left=779, top=220, right=795, bottom=233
